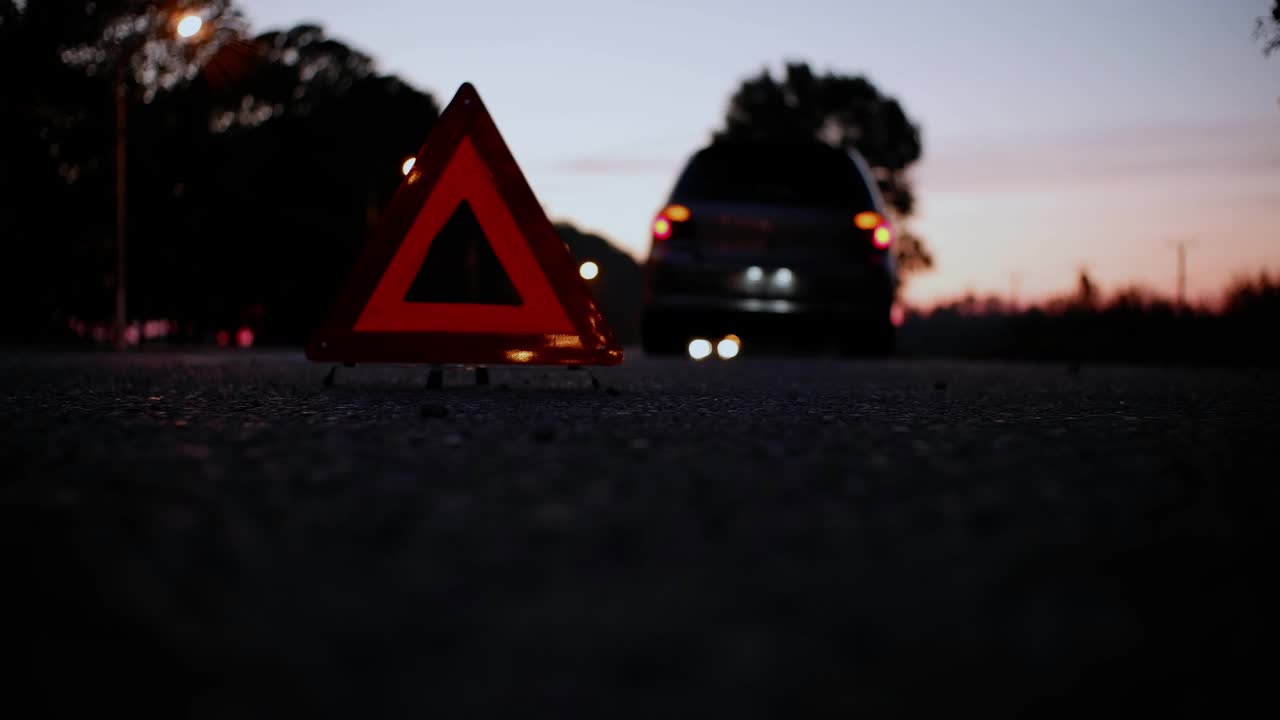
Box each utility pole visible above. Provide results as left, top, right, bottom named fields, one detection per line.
left=1166, top=239, right=1196, bottom=312
left=112, top=64, right=129, bottom=350
left=108, top=11, right=206, bottom=350
left=1176, top=242, right=1185, bottom=310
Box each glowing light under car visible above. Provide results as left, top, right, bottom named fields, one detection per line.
left=717, top=335, right=741, bottom=359
left=688, top=338, right=713, bottom=360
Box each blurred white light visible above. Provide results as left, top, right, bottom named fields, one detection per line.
left=401, top=157, right=416, bottom=176
left=745, top=266, right=764, bottom=283
left=716, top=336, right=740, bottom=359
left=773, top=267, right=794, bottom=289
left=176, top=14, right=202, bottom=38
left=687, top=338, right=712, bottom=360
left=579, top=261, right=599, bottom=280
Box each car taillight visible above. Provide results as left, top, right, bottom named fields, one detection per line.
left=855, top=211, right=892, bottom=250
left=854, top=211, right=882, bottom=230
left=653, top=217, right=672, bottom=241
left=873, top=224, right=893, bottom=249
left=652, top=204, right=690, bottom=242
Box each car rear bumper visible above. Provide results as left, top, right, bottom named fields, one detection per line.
left=641, top=303, right=889, bottom=350
left=646, top=294, right=883, bottom=316
left=644, top=258, right=895, bottom=312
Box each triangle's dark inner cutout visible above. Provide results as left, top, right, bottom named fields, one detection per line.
left=404, top=201, right=523, bottom=305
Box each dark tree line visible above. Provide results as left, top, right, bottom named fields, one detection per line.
left=1, top=4, right=936, bottom=346
left=0, top=0, right=438, bottom=344
left=1258, top=0, right=1280, bottom=57
left=898, top=273, right=1280, bottom=367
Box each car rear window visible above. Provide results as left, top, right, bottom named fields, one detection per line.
left=671, top=142, right=877, bottom=211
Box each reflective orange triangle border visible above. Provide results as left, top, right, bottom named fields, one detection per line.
left=305, top=83, right=623, bottom=366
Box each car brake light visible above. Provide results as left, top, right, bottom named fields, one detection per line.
left=652, top=204, right=690, bottom=241
left=653, top=217, right=672, bottom=241
left=854, top=211, right=882, bottom=230
left=873, top=225, right=893, bottom=249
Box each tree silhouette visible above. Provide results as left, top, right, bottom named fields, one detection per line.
left=1257, top=1, right=1280, bottom=57
left=0, top=1, right=439, bottom=343
left=57, top=0, right=248, bottom=100
left=193, top=25, right=440, bottom=341
left=715, top=62, right=932, bottom=276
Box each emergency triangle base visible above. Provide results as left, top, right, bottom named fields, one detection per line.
left=305, top=82, right=622, bottom=366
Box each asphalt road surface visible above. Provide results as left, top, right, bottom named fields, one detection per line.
left=3, top=349, right=1276, bottom=718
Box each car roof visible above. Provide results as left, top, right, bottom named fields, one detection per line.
left=694, top=137, right=854, bottom=155
left=676, top=138, right=886, bottom=212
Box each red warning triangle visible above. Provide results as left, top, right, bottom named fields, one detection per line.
left=306, top=83, right=622, bottom=366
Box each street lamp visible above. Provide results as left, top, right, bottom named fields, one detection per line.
left=176, top=14, right=203, bottom=39
left=111, top=11, right=205, bottom=350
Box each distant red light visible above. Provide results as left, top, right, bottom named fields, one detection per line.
left=873, top=225, right=893, bottom=249
left=235, top=326, right=255, bottom=348
left=891, top=302, right=906, bottom=327
left=215, top=330, right=230, bottom=347
left=653, top=217, right=672, bottom=241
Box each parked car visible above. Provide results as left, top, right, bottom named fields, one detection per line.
left=641, top=139, right=898, bottom=356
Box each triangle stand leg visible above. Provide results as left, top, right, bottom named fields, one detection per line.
left=323, top=363, right=357, bottom=387
left=427, top=364, right=443, bottom=390
left=475, top=366, right=490, bottom=386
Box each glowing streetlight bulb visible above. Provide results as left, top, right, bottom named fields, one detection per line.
left=176, top=14, right=203, bottom=39
left=579, top=261, right=599, bottom=280
left=401, top=157, right=416, bottom=176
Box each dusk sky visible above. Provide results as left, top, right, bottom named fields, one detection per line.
left=239, top=0, right=1279, bottom=306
